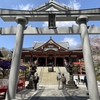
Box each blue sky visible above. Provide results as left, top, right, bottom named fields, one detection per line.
left=0, top=0, right=100, bottom=50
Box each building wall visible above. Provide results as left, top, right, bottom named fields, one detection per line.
left=21, top=51, right=83, bottom=66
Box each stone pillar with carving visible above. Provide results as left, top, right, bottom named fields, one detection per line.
left=76, top=15, right=99, bottom=100
left=5, top=17, right=28, bottom=100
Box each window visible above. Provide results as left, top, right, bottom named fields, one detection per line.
left=72, top=57, right=76, bottom=62
left=25, top=57, right=30, bottom=62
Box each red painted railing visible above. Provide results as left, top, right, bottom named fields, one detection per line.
left=73, top=62, right=84, bottom=65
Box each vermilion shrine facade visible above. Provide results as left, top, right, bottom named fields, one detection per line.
left=21, top=37, right=83, bottom=66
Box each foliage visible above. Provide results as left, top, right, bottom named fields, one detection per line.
left=94, top=63, right=100, bottom=81
left=77, top=36, right=100, bottom=55
left=19, top=65, right=30, bottom=78
left=89, top=36, right=100, bottom=55
left=25, top=65, right=30, bottom=75
left=0, top=47, right=12, bottom=57
left=72, top=65, right=80, bottom=74
left=0, top=72, right=3, bottom=79
left=3, top=70, right=9, bottom=76
left=0, top=70, right=10, bottom=79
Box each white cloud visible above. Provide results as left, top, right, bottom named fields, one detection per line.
left=43, top=21, right=76, bottom=27
left=42, top=22, right=48, bottom=27
left=56, top=21, right=77, bottom=27
left=61, top=37, right=78, bottom=47
left=62, top=0, right=81, bottom=10
left=33, top=40, right=44, bottom=43
left=12, top=4, right=34, bottom=10
left=42, top=0, right=81, bottom=27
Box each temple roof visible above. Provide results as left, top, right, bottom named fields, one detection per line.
left=22, top=37, right=82, bottom=52
left=32, top=41, right=69, bottom=49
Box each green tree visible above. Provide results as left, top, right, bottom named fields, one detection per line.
left=0, top=47, right=12, bottom=57
left=72, top=65, right=80, bottom=74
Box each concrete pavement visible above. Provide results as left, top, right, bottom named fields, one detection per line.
left=15, top=84, right=100, bottom=100
left=29, top=85, right=90, bottom=100
left=15, top=67, right=100, bottom=100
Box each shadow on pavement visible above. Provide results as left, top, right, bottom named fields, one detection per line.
left=62, top=88, right=89, bottom=100
left=29, top=88, right=45, bottom=100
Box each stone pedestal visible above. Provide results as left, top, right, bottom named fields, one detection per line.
left=26, top=78, right=34, bottom=89
left=66, top=75, right=78, bottom=89
left=48, top=67, right=54, bottom=72
left=66, top=80, right=78, bottom=89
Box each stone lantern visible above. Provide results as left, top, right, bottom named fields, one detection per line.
left=65, top=61, right=78, bottom=89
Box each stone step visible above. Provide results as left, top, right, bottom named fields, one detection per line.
left=39, top=67, right=58, bottom=85
left=39, top=72, right=58, bottom=85
left=37, top=67, right=69, bottom=85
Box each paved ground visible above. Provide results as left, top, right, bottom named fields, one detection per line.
left=29, top=85, right=89, bottom=100
left=15, top=84, right=100, bottom=100
left=14, top=66, right=100, bottom=100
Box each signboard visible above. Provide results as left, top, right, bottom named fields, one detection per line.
left=44, top=47, right=58, bottom=51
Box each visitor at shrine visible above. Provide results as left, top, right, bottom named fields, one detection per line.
left=61, top=73, right=66, bottom=90
left=57, top=72, right=61, bottom=90
left=83, top=75, right=89, bottom=95
left=83, top=75, right=88, bottom=89
left=33, top=73, right=39, bottom=90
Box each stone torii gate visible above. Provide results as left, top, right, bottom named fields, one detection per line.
left=0, top=0, right=100, bottom=100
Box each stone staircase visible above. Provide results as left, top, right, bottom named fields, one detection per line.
left=39, top=67, right=58, bottom=85
left=37, top=66, right=69, bottom=85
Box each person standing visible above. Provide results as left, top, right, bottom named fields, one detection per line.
left=84, top=75, right=88, bottom=89
left=83, top=75, right=89, bottom=95
left=33, top=73, right=39, bottom=90
left=57, top=72, right=61, bottom=90
left=61, top=73, right=66, bottom=90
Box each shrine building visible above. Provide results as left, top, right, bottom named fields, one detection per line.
left=21, top=37, right=83, bottom=66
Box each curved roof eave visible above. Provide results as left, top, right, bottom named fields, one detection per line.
left=33, top=38, right=69, bottom=51
left=22, top=47, right=34, bottom=51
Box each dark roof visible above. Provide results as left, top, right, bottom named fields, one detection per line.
left=57, top=42, right=69, bottom=49
left=32, top=42, right=45, bottom=49
left=69, top=48, right=82, bottom=51
left=22, top=47, right=34, bottom=51
left=32, top=41, right=69, bottom=50
left=22, top=38, right=82, bottom=51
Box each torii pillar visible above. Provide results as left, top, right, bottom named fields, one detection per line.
left=5, top=16, right=28, bottom=100
left=76, top=15, right=100, bottom=100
